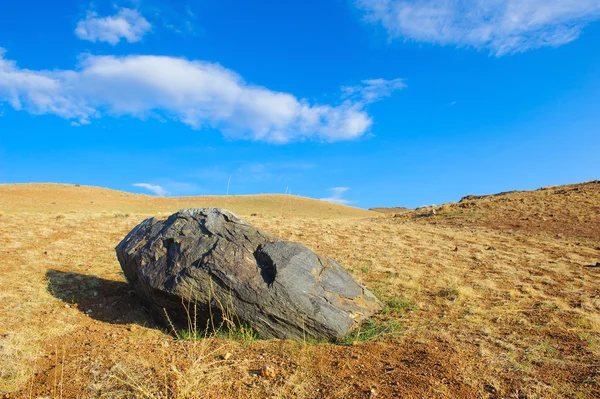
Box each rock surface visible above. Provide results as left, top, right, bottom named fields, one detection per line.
left=115, top=208, right=383, bottom=341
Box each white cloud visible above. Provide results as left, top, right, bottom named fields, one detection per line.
left=75, top=8, right=151, bottom=45
left=342, top=78, right=406, bottom=103
left=133, top=183, right=167, bottom=196
left=0, top=49, right=96, bottom=121
left=0, top=49, right=405, bottom=143
left=320, top=187, right=354, bottom=205
left=356, top=0, right=600, bottom=55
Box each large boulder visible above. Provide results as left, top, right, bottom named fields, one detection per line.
left=115, top=208, right=383, bottom=341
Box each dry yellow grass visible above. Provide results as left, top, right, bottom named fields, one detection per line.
left=0, top=183, right=377, bottom=219
left=1, top=182, right=599, bottom=398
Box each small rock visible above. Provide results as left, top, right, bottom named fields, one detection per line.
left=369, top=388, right=377, bottom=398
left=128, top=325, right=137, bottom=332
left=453, top=247, right=458, bottom=252
left=486, top=246, right=496, bottom=251
left=484, top=383, right=497, bottom=394
left=261, top=365, right=276, bottom=378
left=223, top=352, right=232, bottom=361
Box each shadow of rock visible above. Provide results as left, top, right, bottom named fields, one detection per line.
left=46, top=269, right=159, bottom=328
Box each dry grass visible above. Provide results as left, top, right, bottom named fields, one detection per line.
left=398, top=180, right=600, bottom=241
left=0, top=183, right=376, bottom=219
left=1, top=183, right=599, bottom=398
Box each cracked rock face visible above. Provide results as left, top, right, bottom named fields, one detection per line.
left=115, top=208, right=383, bottom=341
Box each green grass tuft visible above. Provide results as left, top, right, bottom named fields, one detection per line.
left=384, top=295, right=416, bottom=314
left=341, top=319, right=405, bottom=345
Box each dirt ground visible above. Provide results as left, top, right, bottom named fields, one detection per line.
left=1, top=182, right=599, bottom=398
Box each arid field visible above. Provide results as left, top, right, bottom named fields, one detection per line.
left=1, top=182, right=599, bottom=398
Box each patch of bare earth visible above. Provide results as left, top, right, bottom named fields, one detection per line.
left=1, top=183, right=599, bottom=398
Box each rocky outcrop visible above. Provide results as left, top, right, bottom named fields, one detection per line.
left=115, top=208, right=382, bottom=341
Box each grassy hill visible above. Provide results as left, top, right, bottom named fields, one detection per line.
left=1, top=182, right=599, bottom=398
left=0, top=183, right=377, bottom=218
left=375, top=180, right=600, bottom=241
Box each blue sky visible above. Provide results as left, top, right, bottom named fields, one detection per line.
left=0, top=0, right=599, bottom=208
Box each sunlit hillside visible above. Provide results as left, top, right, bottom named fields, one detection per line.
left=1, top=182, right=599, bottom=398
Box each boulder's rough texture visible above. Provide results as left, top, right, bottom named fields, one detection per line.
left=115, top=208, right=382, bottom=341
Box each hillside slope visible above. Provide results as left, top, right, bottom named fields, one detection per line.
left=1, top=181, right=599, bottom=398
left=0, top=183, right=377, bottom=219
left=375, top=181, right=600, bottom=241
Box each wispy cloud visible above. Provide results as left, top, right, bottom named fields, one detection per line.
left=156, top=4, right=199, bottom=35
left=0, top=49, right=405, bottom=143
left=342, top=78, right=406, bottom=103
left=75, top=8, right=151, bottom=45
left=320, top=187, right=354, bottom=205
left=133, top=183, right=167, bottom=196
left=356, top=0, right=600, bottom=55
